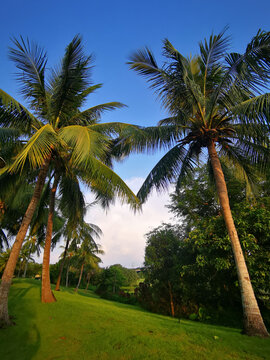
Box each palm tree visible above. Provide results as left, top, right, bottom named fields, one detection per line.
left=0, top=35, right=140, bottom=326
left=128, top=29, right=270, bottom=337
left=21, top=236, right=38, bottom=278
left=0, top=250, right=11, bottom=274
left=73, top=234, right=103, bottom=293
left=65, top=250, right=75, bottom=288
left=54, top=202, right=101, bottom=291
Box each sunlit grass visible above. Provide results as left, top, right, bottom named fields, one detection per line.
left=0, top=279, right=269, bottom=360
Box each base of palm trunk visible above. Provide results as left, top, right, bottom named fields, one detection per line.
left=0, top=280, right=14, bottom=327
left=243, top=314, right=269, bottom=337
left=55, top=276, right=61, bottom=291
left=41, top=290, right=56, bottom=303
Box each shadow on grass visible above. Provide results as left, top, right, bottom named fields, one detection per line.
left=0, top=279, right=41, bottom=360
left=10, top=285, right=36, bottom=299
left=54, top=285, right=101, bottom=299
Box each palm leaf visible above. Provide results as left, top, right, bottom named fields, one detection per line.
left=0, top=89, right=42, bottom=131
left=111, top=124, right=181, bottom=160
left=59, top=175, right=86, bottom=222
left=8, top=124, right=57, bottom=172
left=211, top=30, right=270, bottom=114
left=0, top=128, right=21, bottom=145
left=137, top=144, right=189, bottom=202
left=199, top=27, right=230, bottom=71
left=68, top=102, right=126, bottom=125
left=175, top=142, right=202, bottom=191
left=80, top=157, right=141, bottom=210
left=230, top=93, right=270, bottom=126
left=218, top=144, right=259, bottom=196
left=9, top=37, right=48, bottom=113
left=49, top=35, right=93, bottom=125
left=59, top=125, right=109, bottom=167
left=0, top=229, right=9, bottom=251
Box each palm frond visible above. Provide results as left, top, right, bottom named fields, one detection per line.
left=59, top=175, right=86, bottom=222
left=112, top=124, right=181, bottom=160
left=30, top=179, right=51, bottom=236
left=128, top=47, right=159, bottom=76
left=49, top=35, right=93, bottom=125
left=199, top=27, right=230, bottom=71
left=230, top=93, right=270, bottom=125
left=242, top=29, right=270, bottom=85
left=0, top=128, right=21, bottom=145
left=0, top=229, right=9, bottom=251
left=9, top=36, right=48, bottom=113
left=0, top=89, right=42, bottom=131
left=80, top=222, right=102, bottom=239
left=8, top=124, right=57, bottom=172
left=80, top=84, right=102, bottom=99
left=68, top=102, right=126, bottom=125
left=175, top=142, right=202, bottom=191
left=59, top=125, right=109, bottom=167
left=218, top=142, right=262, bottom=196
left=137, top=144, right=189, bottom=202
left=81, top=157, right=141, bottom=210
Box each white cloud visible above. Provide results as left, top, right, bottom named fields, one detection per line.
left=83, top=177, right=175, bottom=268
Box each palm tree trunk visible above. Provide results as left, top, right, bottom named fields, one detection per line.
left=75, top=263, right=84, bottom=293
left=55, top=237, right=70, bottom=291
left=85, top=272, right=91, bottom=290
left=41, top=174, right=59, bottom=303
left=22, top=259, right=29, bottom=278
left=208, top=140, right=268, bottom=337
left=0, top=159, right=50, bottom=326
left=65, top=263, right=70, bottom=288
left=168, top=281, right=175, bottom=317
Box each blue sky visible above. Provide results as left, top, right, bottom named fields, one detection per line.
left=1, top=0, right=269, bottom=266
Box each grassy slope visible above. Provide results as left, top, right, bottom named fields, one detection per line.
left=0, top=279, right=269, bottom=360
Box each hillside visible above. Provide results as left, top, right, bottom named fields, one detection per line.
left=0, top=279, right=269, bottom=360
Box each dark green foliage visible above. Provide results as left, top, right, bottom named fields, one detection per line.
left=168, top=163, right=252, bottom=229
left=96, top=266, right=126, bottom=295
left=95, top=265, right=139, bottom=305
left=108, top=264, right=139, bottom=287
left=138, top=182, right=270, bottom=327
left=23, top=262, right=42, bottom=278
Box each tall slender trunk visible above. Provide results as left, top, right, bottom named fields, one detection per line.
left=17, top=261, right=22, bottom=278
left=65, top=263, right=70, bottom=288
left=75, top=263, right=84, bottom=293
left=208, top=140, right=268, bottom=337
left=55, top=237, right=70, bottom=291
left=0, top=159, right=50, bottom=326
left=168, top=281, right=175, bottom=317
left=22, top=259, right=29, bottom=278
left=85, top=272, right=91, bottom=290
left=41, top=174, right=59, bottom=303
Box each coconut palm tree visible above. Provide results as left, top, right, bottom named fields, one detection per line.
left=128, top=29, right=270, bottom=336
left=0, top=35, right=140, bottom=326
left=65, top=250, right=75, bottom=288
left=54, top=199, right=101, bottom=292
left=73, top=233, right=103, bottom=293
left=21, top=236, right=39, bottom=278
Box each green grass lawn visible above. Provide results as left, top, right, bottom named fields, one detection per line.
left=0, top=279, right=269, bottom=360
